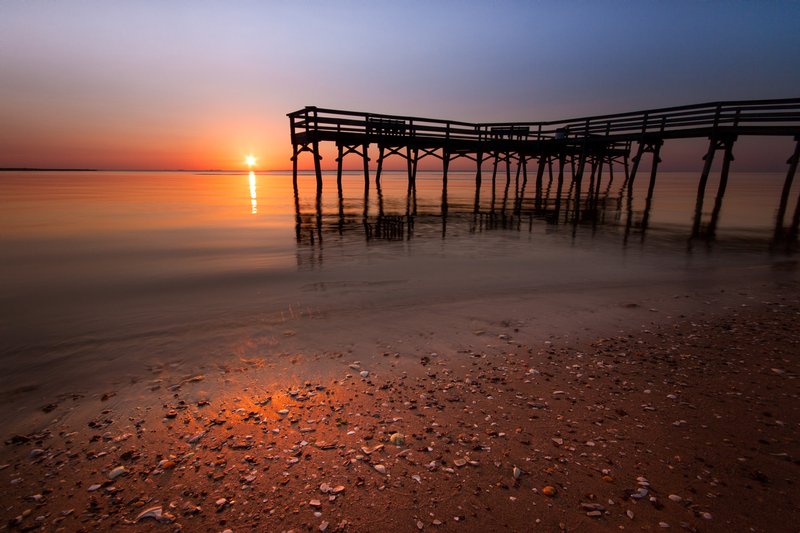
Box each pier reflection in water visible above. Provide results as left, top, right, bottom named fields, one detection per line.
left=292, top=167, right=798, bottom=268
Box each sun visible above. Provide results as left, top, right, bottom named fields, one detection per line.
left=245, top=154, right=257, bottom=168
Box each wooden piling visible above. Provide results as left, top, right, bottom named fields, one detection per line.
left=707, top=138, right=736, bottom=237
left=406, top=146, right=414, bottom=187
left=627, top=142, right=645, bottom=192
left=336, top=144, right=344, bottom=191
left=313, top=141, right=322, bottom=190
left=362, top=144, right=370, bottom=187
left=375, top=146, right=384, bottom=185
left=291, top=144, right=299, bottom=195
left=775, top=136, right=800, bottom=238
left=692, top=138, right=719, bottom=236
left=536, top=155, right=546, bottom=193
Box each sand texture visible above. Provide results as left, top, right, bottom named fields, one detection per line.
left=2, top=282, right=798, bottom=532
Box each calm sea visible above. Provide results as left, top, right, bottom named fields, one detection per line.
left=0, top=169, right=796, bottom=396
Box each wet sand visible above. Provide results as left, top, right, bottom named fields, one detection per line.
left=2, top=277, right=798, bottom=532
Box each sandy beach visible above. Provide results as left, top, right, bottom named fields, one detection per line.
left=2, top=269, right=798, bottom=532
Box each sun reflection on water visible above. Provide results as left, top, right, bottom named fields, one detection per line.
left=249, top=170, right=257, bottom=214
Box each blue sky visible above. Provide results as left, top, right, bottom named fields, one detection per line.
left=1, top=0, right=798, bottom=169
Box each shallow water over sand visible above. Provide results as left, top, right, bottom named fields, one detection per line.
left=0, top=169, right=797, bottom=402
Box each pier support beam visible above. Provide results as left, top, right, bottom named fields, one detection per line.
left=291, top=141, right=323, bottom=190
left=406, top=146, right=414, bottom=189
left=535, top=155, right=546, bottom=192
left=362, top=144, right=370, bottom=186
left=627, top=138, right=663, bottom=193
left=375, top=146, right=384, bottom=185
left=774, top=136, right=800, bottom=239
left=791, top=185, right=800, bottom=240
left=374, top=144, right=414, bottom=187
left=593, top=156, right=604, bottom=201
left=291, top=144, right=299, bottom=195
left=640, top=140, right=664, bottom=234
left=707, top=137, right=735, bottom=237
left=692, top=135, right=737, bottom=238
left=336, top=144, right=344, bottom=192
left=335, top=143, right=371, bottom=192
left=313, top=142, right=322, bottom=190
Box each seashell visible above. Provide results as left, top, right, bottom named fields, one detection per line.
left=135, top=506, right=163, bottom=522
left=108, top=466, right=127, bottom=480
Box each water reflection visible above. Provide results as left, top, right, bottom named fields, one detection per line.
left=249, top=171, right=258, bottom=214
left=293, top=166, right=798, bottom=266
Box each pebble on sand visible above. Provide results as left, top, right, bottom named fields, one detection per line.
left=108, top=466, right=127, bottom=480
left=542, top=486, right=557, bottom=497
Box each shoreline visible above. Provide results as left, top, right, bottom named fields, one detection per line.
left=1, top=281, right=798, bottom=532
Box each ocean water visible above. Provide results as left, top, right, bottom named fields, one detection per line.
left=0, top=168, right=796, bottom=397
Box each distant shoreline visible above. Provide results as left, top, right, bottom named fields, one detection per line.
left=0, top=168, right=269, bottom=172
left=0, top=168, right=98, bottom=172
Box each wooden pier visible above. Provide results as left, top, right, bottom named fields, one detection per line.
left=289, top=98, right=800, bottom=239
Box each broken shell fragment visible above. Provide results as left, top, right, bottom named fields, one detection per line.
left=108, top=466, right=127, bottom=480
left=135, top=506, right=163, bottom=523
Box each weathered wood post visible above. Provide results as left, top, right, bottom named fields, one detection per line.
left=627, top=142, right=646, bottom=192
left=336, top=144, right=344, bottom=193
left=707, top=137, right=736, bottom=238
left=645, top=140, right=664, bottom=202
left=362, top=144, right=370, bottom=188
left=291, top=144, right=299, bottom=197
left=375, top=146, right=384, bottom=185
left=775, top=136, right=800, bottom=238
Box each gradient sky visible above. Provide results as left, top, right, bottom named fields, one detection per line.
left=1, top=0, right=799, bottom=170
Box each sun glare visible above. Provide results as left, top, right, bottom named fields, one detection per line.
left=245, top=154, right=257, bottom=168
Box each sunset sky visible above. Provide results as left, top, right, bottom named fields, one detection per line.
left=1, top=1, right=799, bottom=171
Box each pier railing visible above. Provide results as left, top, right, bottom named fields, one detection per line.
left=289, top=98, right=800, bottom=143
